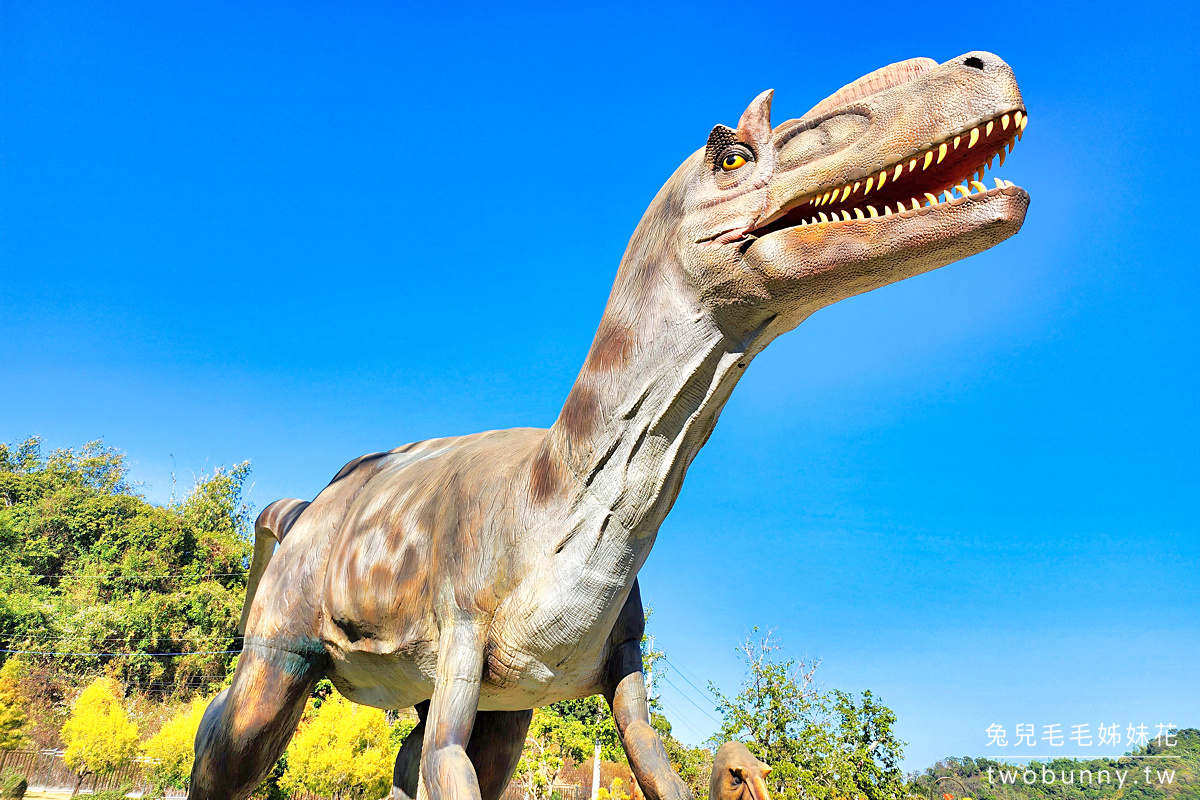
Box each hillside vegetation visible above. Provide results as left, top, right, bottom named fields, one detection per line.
left=910, top=729, right=1199, bottom=799
left=0, top=437, right=250, bottom=744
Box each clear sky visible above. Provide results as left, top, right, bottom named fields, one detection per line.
left=2, top=0, right=1197, bottom=773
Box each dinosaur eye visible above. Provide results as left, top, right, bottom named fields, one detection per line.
left=721, top=153, right=747, bottom=171
left=729, top=771, right=743, bottom=786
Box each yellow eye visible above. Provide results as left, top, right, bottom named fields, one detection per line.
left=721, top=153, right=747, bottom=171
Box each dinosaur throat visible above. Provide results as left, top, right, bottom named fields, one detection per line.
left=752, top=109, right=1028, bottom=234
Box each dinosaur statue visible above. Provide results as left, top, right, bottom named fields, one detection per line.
left=190, top=51, right=1030, bottom=800
left=709, top=743, right=772, bottom=800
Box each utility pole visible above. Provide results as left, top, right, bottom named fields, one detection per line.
left=591, top=737, right=601, bottom=800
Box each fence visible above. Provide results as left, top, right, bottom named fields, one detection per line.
left=0, top=749, right=167, bottom=796
left=0, top=750, right=591, bottom=800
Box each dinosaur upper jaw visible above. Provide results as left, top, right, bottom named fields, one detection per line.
left=742, top=52, right=1030, bottom=310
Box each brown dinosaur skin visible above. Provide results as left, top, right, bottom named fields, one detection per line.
left=190, top=51, right=1029, bottom=800
left=709, top=743, right=772, bottom=800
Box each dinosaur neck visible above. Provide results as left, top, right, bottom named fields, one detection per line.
left=537, top=168, right=765, bottom=541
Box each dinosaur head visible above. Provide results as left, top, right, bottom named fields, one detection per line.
left=710, top=742, right=772, bottom=800
left=668, top=51, right=1029, bottom=338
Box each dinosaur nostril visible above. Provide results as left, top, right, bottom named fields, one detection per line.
left=964, top=56, right=985, bottom=70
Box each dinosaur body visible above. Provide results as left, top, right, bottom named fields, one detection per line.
left=192, top=51, right=1031, bottom=800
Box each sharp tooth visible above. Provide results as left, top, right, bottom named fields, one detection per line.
left=853, top=181, right=861, bottom=194
left=943, top=190, right=954, bottom=203
left=912, top=197, right=920, bottom=210
left=819, top=212, right=829, bottom=222
left=867, top=205, right=878, bottom=218
left=953, top=135, right=961, bottom=150
left=924, top=192, right=939, bottom=206
left=923, top=151, right=934, bottom=169
left=976, top=168, right=985, bottom=183
left=1002, top=113, right=1010, bottom=130
left=994, top=177, right=1005, bottom=189
left=840, top=210, right=851, bottom=221
left=988, top=154, right=995, bottom=169
left=958, top=183, right=970, bottom=196
left=909, top=158, right=918, bottom=172
left=841, top=185, right=852, bottom=202
left=821, top=191, right=831, bottom=205
left=986, top=120, right=994, bottom=136
left=998, top=147, right=1007, bottom=167
left=970, top=180, right=987, bottom=193
left=884, top=205, right=892, bottom=215
left=896, top=200, right=906, bottom=211
left=799, top=220, right=806, bottom=226
left=878, top=170, right=887, bottom=188
left=937, top=142, right=948, bottom=163
left=893, top=164, right=903, bottom=181
left=1015, top=110, right=1023, bottom=127
left=1004, top=179, right=1015, bottom=188
left=811, top=217, right=818, bottom=224
left=1018, top=114, right=1028, bottom=135
left=864, top=177, right=874, bottom=194
left=968, top=127, right=980, bottom=148
left=854, top=208, right=865, bottom=219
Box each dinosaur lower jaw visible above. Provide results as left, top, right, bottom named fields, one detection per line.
left=752, top=109, right=1028, bottom=234
left=743, top=185, right=1029, bottom=295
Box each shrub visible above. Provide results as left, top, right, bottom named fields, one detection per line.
left=1, top=769, right=27, bottom=800
left=279, top=693, right=392, bottom=799
left=60, top=677, right=139, bottom=792
left=0, top=659, right=29, bottom=750
left=143, top=695, right=210, bottom=791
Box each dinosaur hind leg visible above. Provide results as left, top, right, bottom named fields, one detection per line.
left=189, top=641, right=325, bottom=800
left=394, top=703, right=533, bottom=800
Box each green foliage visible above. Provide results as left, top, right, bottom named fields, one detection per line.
left=910, top=728, right=1200, bottom=799
left=0, top=659, right=30, bottom=750
left=0, top=769, right=28, bottom=800
left=549, top=695, right=625, bottom=763
left=516, top=707, right=595, bottom=800
left=60, top=677, right=139, bottom=780
left=142, top=695, right=210, bottom=791
left=279, top=693, right=393, bottom=800
left=0, top=437, right=252, bottom=692
left=711, top=629, right=905, bottom=800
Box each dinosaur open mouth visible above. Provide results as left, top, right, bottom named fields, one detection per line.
left=751, top=110, right=1028, bottom=235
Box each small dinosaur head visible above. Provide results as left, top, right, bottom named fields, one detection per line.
left=662, top=51, right=1029, bottom=339
left=710, top=742, right=772, bottom=800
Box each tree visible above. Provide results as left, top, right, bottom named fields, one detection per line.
left=0, top=659, right=29, bottom=750
left=279, top=693, right=393, bottom=800
left=0, top=437, right=253, bottom=693
left=515, top=707, right=593, bottom=800
left=142, top=695, right=210, bottom=792
left=60, top=676, right=139, bottom=796
left=711, top=629, right=905, bottom=800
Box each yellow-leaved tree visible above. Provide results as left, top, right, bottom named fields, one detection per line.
left=280, top=693, right=393, bottom=799
left=60, top=677, right=139, bottom=796
left=143, top=696, right=210, bottom=792
left=0, top=658, right=30, bottom=750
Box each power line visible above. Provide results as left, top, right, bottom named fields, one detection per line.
left=0, top=571, right=244, bottom=579
left=1, top=648, right=243, bottom=657
left=662, top=655, right=719, bottom=702
left=655, top=697, right=709, bottom=742
left=660, top=674, right=722, bottom=725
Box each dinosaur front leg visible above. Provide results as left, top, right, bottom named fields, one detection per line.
left=419, top=617, right=487, bottom=800
left=603, top=581, right=691, bottom=800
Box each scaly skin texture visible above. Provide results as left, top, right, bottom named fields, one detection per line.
left=190, top=51, right=1030, bottom=800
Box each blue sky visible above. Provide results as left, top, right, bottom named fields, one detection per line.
left=2, top=0, right=1197, bottom=772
